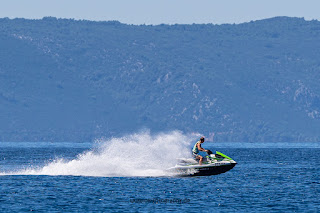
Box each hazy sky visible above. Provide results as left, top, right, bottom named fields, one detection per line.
left=1, top=0, right=319, bottom=25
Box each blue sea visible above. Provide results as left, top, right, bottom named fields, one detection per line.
left=0, top=132, right=319, bottom=212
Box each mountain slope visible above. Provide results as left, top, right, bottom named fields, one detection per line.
left=1, top=17, right=320, bottom=141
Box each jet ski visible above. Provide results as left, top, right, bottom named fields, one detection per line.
left=167, top=150, right=236, bottom=176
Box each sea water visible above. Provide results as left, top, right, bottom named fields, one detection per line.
left=0, top=131, right=319, bottom=212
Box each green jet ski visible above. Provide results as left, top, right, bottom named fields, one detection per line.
left=167, top=150, right=237, bottom=176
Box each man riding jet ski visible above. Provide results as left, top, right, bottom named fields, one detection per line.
left=192, top=136, right=208, bottom=165
left=167, top=137, right=237, bottom=176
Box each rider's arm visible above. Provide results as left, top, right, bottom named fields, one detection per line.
left=197, top=143, right=207, bottom=152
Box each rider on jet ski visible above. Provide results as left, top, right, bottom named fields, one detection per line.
left=192, top=137, right=209, bottom=165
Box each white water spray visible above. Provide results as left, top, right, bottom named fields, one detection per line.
left=3, top=131, right=198, bottom=177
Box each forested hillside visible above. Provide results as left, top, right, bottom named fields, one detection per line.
left=1, top=16, right=320, bottom=142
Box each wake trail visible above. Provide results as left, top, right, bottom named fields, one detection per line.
left=1, top=131, right=198, bottom=177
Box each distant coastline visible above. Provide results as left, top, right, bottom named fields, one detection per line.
left=1, top=17, right=320, bottom=142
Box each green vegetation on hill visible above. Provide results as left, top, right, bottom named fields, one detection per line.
left=0, top=16, right=320, bottom=142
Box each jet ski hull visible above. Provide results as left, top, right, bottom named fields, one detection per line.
left=185, top=162, right=236, bottom=176
left=167, top=152, right=237, bottom=177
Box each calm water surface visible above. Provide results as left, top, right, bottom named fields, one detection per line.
left=0, top=142, right=319, bottom=212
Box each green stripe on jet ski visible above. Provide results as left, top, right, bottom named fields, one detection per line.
left=216, top=151, right=233, bottom=160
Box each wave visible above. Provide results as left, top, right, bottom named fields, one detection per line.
left=1, top=131, right=199, bottom=177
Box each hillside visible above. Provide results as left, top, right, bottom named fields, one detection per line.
left=1, top=16, right=320, bottom=142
